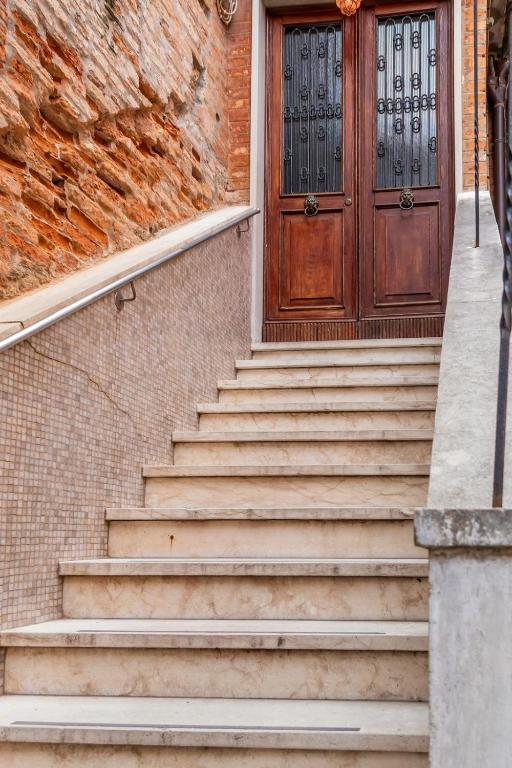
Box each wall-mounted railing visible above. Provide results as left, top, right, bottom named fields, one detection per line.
left=0, top=206, right=259, bottom=356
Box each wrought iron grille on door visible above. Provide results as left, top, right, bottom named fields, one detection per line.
left=282, top=23, right=343, bottom=195
left=375, top=12, right=437, bottom=189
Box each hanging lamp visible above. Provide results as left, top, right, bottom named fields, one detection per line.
left=336, top=0, right=362, bottom=16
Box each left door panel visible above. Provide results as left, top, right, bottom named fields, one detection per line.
left=265, top=10, right=357, bottom=323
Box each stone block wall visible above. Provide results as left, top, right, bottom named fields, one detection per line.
left=0, top=0, right=251, bottom=299
left=0, top=224, right=252, bottom=679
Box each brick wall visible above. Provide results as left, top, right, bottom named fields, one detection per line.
left=226, top=0, right=252, bottom=202
left=462, top=0, right=489, bottom=190
left=0, top=0, right=250, bottom=299
left=0, top=223, right=252, bottom=681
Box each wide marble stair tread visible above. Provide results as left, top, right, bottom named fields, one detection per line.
left=218, top=377, right=439, bottom=389
left=142, top=464, right=431, bottom=477
left=251, top=338, right=442, bottom=351
left=197, top=402, right=437, bottom=413
left=0, top=618, right=429, bottom=650
left=171, top=429, right=434, bottom=442
left=58, top=557, right=429, bottom=576
left=235, top=359, right=438, bottom=370
left=0, top=695, right=429, bottom=751
left=105, top=506, right=418, bottom=520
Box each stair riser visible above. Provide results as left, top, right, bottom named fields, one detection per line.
left=144, top=476, right=429, bottom=508
left=218, top=385, right=437, bottom=405
left=4, top=647, right=428, bottom=701
left=0, top=745, right=429, bottom=767
left=251, top=347, right=441, bottom=364
left=236, top=365, right=439, bottom=384
left=173, top=441, right=432, bottom=467
left=199, top=411, right=435, bottom=432
left=63, top=575, right=428, bottom=621
left=107, top=520, right=426, bottom=559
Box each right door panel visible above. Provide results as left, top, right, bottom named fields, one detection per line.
left=359, top=0, right=453, bottom=321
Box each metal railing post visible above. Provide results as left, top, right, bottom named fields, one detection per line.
left=488, top=58, right=509, bottom=242
left=492, top=1, right=512, bottom=507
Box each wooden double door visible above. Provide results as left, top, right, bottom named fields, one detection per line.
left=264, top=1, right=454, bottom=341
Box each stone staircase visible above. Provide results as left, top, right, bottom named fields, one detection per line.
left=0, top=337, right=440, bottom=767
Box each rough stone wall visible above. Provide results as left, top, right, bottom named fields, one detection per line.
left=0, top=0, right=250, bottom=299
left=0, top=224, right=252, bottom=678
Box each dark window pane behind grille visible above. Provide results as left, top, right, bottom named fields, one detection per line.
left=376, top=12, right=437, bottom=189
left=283, top=23, right=342, bottom=195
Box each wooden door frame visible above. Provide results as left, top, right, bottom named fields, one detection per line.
left=262, top=0, right=455, bottom=342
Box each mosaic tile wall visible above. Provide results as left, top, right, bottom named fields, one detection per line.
left=0, top=224, right=252, bottom=672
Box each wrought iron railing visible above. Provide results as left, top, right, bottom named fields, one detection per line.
left=490, top=1, right=512, bottom=507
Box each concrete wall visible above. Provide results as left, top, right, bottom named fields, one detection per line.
left=416, top=193, right=512, bottom=767
left=428, top=192, right=512, bottom=508
left=0, top=221, right=252, bottom=649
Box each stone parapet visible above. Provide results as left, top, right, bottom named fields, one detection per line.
left=416, top=507, right=512, bottom=768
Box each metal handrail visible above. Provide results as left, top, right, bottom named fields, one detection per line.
left=0, top=206, right=259, bottom=356
left=492, top=1, right=512, bottom=507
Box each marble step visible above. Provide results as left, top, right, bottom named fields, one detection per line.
left=2, top=618, right=428, bottom=701
left=172, top=430, right=433, bottom=466
left=234, top=361, right=439, bottom=384
left=59, top=557, right=429, bottom=578
left=107, top=517, right=425, bottom=559
left=218, top=379, right=438, bottom=404
left=0, top=696, right=429, bottom=761
left=0, top=618, right=428, bottom=651
left=142, top=464, right=429, bottom=508
left=252, top=336, right=441, bottom=351
left=251, top=339, right=441, bottom=364
left=61, top=559, right=428, bottom=622
left=106, top=507, right=419, bottom=520
left=197, top=402, right=436, bottom=431
left=3, top=648, right=427, bottom=702
left=0, top=743, right=430, bottom=768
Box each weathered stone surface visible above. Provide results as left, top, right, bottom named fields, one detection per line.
left=0, top=0, right=250, bottom=298
left=416, top=508, right=512, bottom=547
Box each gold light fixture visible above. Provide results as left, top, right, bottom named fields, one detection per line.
left=336, top=0, right=362, bottom=16
left=217, top=0, right=238, bottom=25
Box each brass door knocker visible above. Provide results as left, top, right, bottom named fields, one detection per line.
left=304, top=194, right=319, bottom=216
left=399, top=188, right=414, bottom=210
